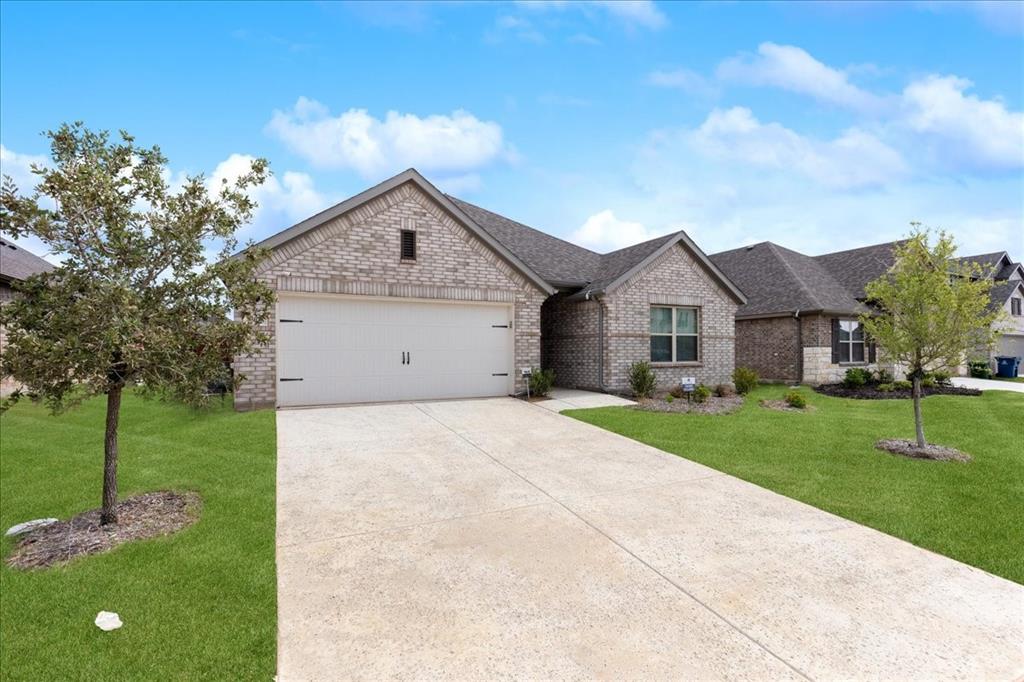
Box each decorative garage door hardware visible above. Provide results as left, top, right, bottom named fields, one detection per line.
left=402, top=352, right=412, bottom=365
left=279, top=378, right=303, bottom=382
left=491, top=324, right=509, bottom=328
left=279, top=319, right=303, bottom=323
left=492, top=373, right=509, bottom=376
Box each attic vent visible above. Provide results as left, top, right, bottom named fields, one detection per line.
left=400, top=229, right=417, bottom=261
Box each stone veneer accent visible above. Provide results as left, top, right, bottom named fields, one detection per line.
left=542, top=244, right=739, bottom=392
left=233, top=182, right=547, bottom=410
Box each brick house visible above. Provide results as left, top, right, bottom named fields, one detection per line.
left=233, top=169, right=745, bottom=410
left=709, top=241, right=1024, bottom=384
left=0, top=237, right=54, bottom=395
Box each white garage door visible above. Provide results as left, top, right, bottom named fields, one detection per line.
left=998, top=334, right=1024, bottom=363
left=276, top=295, right=514, bottom=407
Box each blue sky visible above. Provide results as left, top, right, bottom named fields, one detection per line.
left=2, top=0, right=1022, bottom=263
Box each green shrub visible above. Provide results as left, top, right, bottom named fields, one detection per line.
left=921, top=375, right=936, bottom=388
left=628, top=360, right=657, bottom=398
left=784, top=389, right=807, bottom=409
left=528, top=367, right=555, bottom=397
left=893, top=380, right=912, bottom=391
left=665, top=394, right=674, bottom=404
left=714, top=383, right=735, bottom=397
left=874, top=368, right=894, bottom=384
left=877, top=382, right=895, bottom=392
left=929, top=370, right=952, bottom=387
left=732, top=367, right=758, bottom=395
left=693, top=384, right=711, bottom=403
left=842, top=367, right=872, bottom=388
left=968, top=360, right=992, bottom=379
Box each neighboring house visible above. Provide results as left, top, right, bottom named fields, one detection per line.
left=233, top=169, right=744, bottom=410
left=709, top=241, right=1024, bottom=383
left=0, top=237, right=55, bottom=394
left=975, top=254, right=1024, bottom=366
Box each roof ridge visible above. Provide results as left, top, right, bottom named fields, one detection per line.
left=445, top=195, right=600, bottom=258
left=815, top=239, right=907, bottom=259
left=598, top=231, right=681, bottom=258
left=766, top=242, right=826, bottom=311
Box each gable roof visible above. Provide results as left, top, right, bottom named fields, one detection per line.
left=711, top=238, right=1023, bottom=319
left=243, top=168, right=744, bottom=303
left=244, top=169, right=555, bottom=295
left=0, top=237, right=55, bottom=282
left=990, top=279, right=1024, bottom=310
left=709, top=242, right=865, bottom=318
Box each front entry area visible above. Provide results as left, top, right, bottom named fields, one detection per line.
left=275, top=295, right=513, bottom=407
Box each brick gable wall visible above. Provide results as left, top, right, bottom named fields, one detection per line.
left=603, top=245, right=738, bottom=391
left=734, top=316, right=800, bottom=382
left=233, top=182, right=546, bottom=410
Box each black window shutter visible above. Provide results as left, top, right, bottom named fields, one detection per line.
left=400, top=230, right=416, bottom=260
left=868, top=339, right=877, bottom=363
left=830, top=318, right=840, bottom=363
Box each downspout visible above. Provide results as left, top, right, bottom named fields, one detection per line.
left=794, top=309, right=802, bottom=385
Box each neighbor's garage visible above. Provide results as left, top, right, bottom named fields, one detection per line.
left=997, top=333, right=1024, bottom=362
left=275, top=295, right=514, bottom=407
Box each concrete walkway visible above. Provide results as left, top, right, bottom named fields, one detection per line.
left=276, top=398, right=1024, bottom=681
left=534, top=387, right=636, bottom=412
left=952, top=376, right=1024, bottom=393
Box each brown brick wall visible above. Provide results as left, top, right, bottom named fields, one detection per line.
left=233, top=181, right=546, bottom=410
left=734, top=316, right=800, bottom=382
left=541, top=293, right=602, bottom=389
left=603, top=244, right=739, bottom=391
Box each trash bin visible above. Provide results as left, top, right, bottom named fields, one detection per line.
left=994, top=356, right=1020, bottom=378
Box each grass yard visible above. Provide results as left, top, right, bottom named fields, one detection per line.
left=567, top=385, right=1024, bottom=584
left=0, top=392, right=276, bottom=680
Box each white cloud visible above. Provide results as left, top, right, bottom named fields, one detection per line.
left=0, top=145, right=48, bottom=194
left=516, top=0, right=667, bottom=30
left=591, top=0, right=666, bottom=29
left=717, top=42, right=884, bottom=113
left=265, top=97, right=513, bottom=180
left=207, top=153, right=330, bottom=235
left=689, top=107, right=907, bottom=189
left=569, top=209, right=676, bottom=251
left=646, top=68, right=717, bottom=97
left=900, top=75, right=1024, bottom=171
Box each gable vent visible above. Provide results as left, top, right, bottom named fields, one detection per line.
left=400, top=229, right=417, bottom=260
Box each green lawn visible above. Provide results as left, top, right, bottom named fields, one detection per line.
left=567, top=385, right=1024, bottom=584
left=0, top=393, right=277, bottom=680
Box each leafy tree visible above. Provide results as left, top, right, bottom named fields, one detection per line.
left=0, top=123, right=275, bottom=524
left=861, top=227, right=1002, bottom=448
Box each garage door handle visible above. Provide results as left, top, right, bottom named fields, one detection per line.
left=408, top=351, right=412, bottom=364
left=279, top=377, right=303, bottom=382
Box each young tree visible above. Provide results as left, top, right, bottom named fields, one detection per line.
left=0, top=123, right=275, bottom=524
left=861, top=227, right=1002, bottom=448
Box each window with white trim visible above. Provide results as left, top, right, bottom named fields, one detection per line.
left=838, top=319, right=866, bottom=363
left=650, top=306, right=699, bottom=362
left=1012, top=297, right=1022, bottom=316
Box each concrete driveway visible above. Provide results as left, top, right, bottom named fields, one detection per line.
left=952, top=376, right=1024, bottom=393
left=276, top=398, right=1023, bottom=681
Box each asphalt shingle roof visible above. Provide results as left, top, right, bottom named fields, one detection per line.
left=0, top=238, right=54, bottom=282
left=447, top=196, right=681, bottom=292
left=710, top=238, right=1021, bottom=319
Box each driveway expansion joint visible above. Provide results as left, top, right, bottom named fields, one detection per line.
left=411, top=402, right=814, bottom=681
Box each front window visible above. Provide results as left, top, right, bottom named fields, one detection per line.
left=1012, top=297, right=1022, bottom=316
left=838, top=319, right=865, bottom=363
left=650, top=306, right=698, bottom=362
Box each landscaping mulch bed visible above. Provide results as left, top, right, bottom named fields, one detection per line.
left=633, top=395, right=744, bottom=415
left=875, top=439, right=972, bottom=463
left=814, top=383, right=981, bottom=400
left=760, top=399, right=816, bottom=413
left=6, top=490, right=201, bottom=570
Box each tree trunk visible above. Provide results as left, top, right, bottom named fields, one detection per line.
left=100, top=383, right=123, bottom=525
left=911, top=375, right=926, bottom=448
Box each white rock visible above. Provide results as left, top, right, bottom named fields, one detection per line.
left=95, top=611, right=123, bottom=631
left=5, top=518, right=58, bottom=536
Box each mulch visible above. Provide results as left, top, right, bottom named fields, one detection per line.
left=633, top=395, right=744, bottom=415
left=5, top=491, right=201, bottom=570
left=875, top=439, right=972, bottom=463
left=759, top=399, right=816, bottom=413
left=813, top=384, right=981, bottom=400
